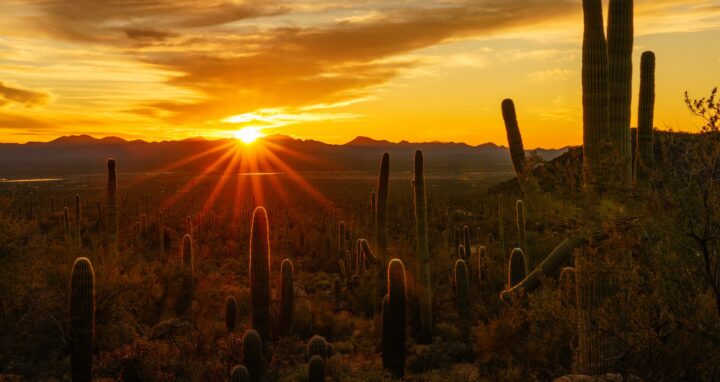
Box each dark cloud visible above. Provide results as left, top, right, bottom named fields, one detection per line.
left=124, top=28, right=178, bottom=41
left=0, top=82, right=50, bottom=108
left=0, top=112, right=52, bottom=129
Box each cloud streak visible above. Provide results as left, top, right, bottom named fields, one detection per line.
left=0, top=82, right=50, bottom=107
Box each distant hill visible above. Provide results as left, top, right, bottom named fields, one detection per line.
left=0, top=134, right=569, bottom=176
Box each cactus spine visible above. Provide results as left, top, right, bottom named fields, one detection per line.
left=454, top=259, right=471, bottom=341
left=70, top=257, right=95, bottom=382
left=516, top=200, right=528, bottom=269
left=636, top=51, right=655, bottom=184
left=249, top=207, right=271, bottom=343
left=278, top=259, right=294, bottom=335
left=226, top=295, right=237, bottom=333
left=107, top=158, right=118, bottom=256
left=242, top=329, right=263, bottom=382
left=230, top=365, right=250, bottom=382
left=412, top=149, right=432, bottom=342
left=383, top=259, right=406, bottom=379
left=508, top=248, right=527, bottom=288
left=74, top=194, right=81, bottom=249
left=582, top=0, right=610, bottom=191
left=607, top=0, right=634, bottom=186
left=308, top=355, right=325, bottom=382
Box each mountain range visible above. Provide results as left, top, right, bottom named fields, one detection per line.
left=0, top=134, right=569, bottom=176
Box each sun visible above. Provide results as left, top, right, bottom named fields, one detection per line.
left=234, top=127, right=263, bottom=144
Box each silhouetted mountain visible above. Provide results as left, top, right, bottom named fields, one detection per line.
left=0, top=135, right=568, bottom=176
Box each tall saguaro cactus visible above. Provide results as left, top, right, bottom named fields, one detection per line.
left=376, top=153, right=390, bottom=261
left=607, top=0, right=634, bottom=186
left=279, top=259, right=294, bottom=335
left=636, top=51, right=655, bottom=184
left=582, top=0, right=610, bottom=191
left=454, top=259, right=471, bottom=341
left=70, top=257, right=95, bottom=382
left=107, top=158, right=118, bottom=256
left=502, top=99, right=527, bottom=180
left=74, top=194, right=82, bottom=249
left=412, top=149, right=432, bottom=342
left=383, top=259, right=406, bottom=379
left=250, top=207, right=271, bottom=343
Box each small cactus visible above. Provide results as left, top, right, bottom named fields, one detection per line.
left=181, top=234, right=194, bottom=277
left=249, top=207, right=271, bottom=343
left=226, top=295, right=237, bottom=333
left=242, top=329, right=263, bottom=382
left=338, top=220, right=346, bottom=252
left=308, top=355, right=325, bottom=382
left=230, top=365, right=250, bottom=382
left=383, top=259, right=406, bottom=379
left=278, top=259, right=294, bottom=335
left=177, top=234, right=195, bottom=315
left=70, top=257, right=95, bottom=382
left=158, top=212, right=164, bottom=255
left=508, top=248, right=527, bottom=289
left=307, top=335, right=328, bottom=360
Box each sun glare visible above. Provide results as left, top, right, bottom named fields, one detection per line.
left=234, top=127, right=263, bottom=144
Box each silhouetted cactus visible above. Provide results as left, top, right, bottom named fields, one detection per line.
left=278, top=259, right=294, bottom=335
left=454, top=259, right=471, bottom=340
left=181, top=234, right=194, bottom=277
left=74, top=194, right=81, bottom=249
left=158, top=212, right=164, bottom=255
left=307, top=335, right=329, bottom=360
left=338, top=220, right=346, bottom=253
left=63, top=207, right=70, bottom=240
left=500, top=230, right=606, bottom=300
left=636, top=51, right=655, bottom=184
left=226, top=295, right=237, bottom=333
left=242, top=329, right=263, bottom=382
left=107, top=158, right=118, bottom=256
left=375, top=152, right=389, bottom=261
left=249, top=207, right=271, bottom=343
left=478, top=245, right=487, bottom=282
left=308, top=355, right=325, bottom=382
left=516, top=200, right=528, bottom=269
left=333, top=278, right=343, bottom=312
left=508, top=248, right=527, bottom=288
left=607, top=0, right=634, bottom=186
left=502, top=98, right=527, bottom=179
left=582, top=0, right=610, bottom=191
left=141, top=214, right=147, bottom=237
left=383, top=259, right=406, bottom=379
left=70, top=257, right=95, bottom=382
left=462, top=225, right=471, bottom=260
left=230, top=365, right=250, bottom=382
left=412, top=149, right=432, bottom=342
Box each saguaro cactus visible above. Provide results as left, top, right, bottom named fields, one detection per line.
left=502, top=99, right=528, bottom=179
left=74, top=194, right=82, bottom=249
left=516, top=200, right=528, bottom=269
left=158, top=211, right=165, bottom=255
left=249, top=207, right=271, bottom=343
left=582, top=0, right=610, bottom=191
left=462, top=226, right=471, bottom=260
left=508, top=248, right=527, bottom=288
left=279, top=259, right=294, bottom=335
left=338, top=220, right=346, bottom=253
left=181, top=234, right=194, bottom=277
left=308, top=355, right=325, bottom=382
left=412, top=149, right=432, bottom=342
left=177, top=234, right=195, bottom=315
left=63, top=207, right=70, bottom=240
left=636, top=51, right=655, bottom=184
left=607, top=0, right=634, bottom=186
left=226, top=295, right=237, bottom=333
left=375, top=153, right=390, bottom=261
left=230, top=365, right=250, bottom=382
left=383, top=259, right=406, bottom=379
left=454, top=259, right=471, bottom=341
left=307, top=335, right=329, bottom=360
left=70, top=257, right=95, bottom=382
left=107, top=158, right=118, bottom=256
left=242, top=329, right=263, bottom=382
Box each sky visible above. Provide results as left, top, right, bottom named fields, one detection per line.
left=0, top=0, right=717, bottom=147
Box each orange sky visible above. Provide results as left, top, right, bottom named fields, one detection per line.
left=0, top=0, right=717, bottom=147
